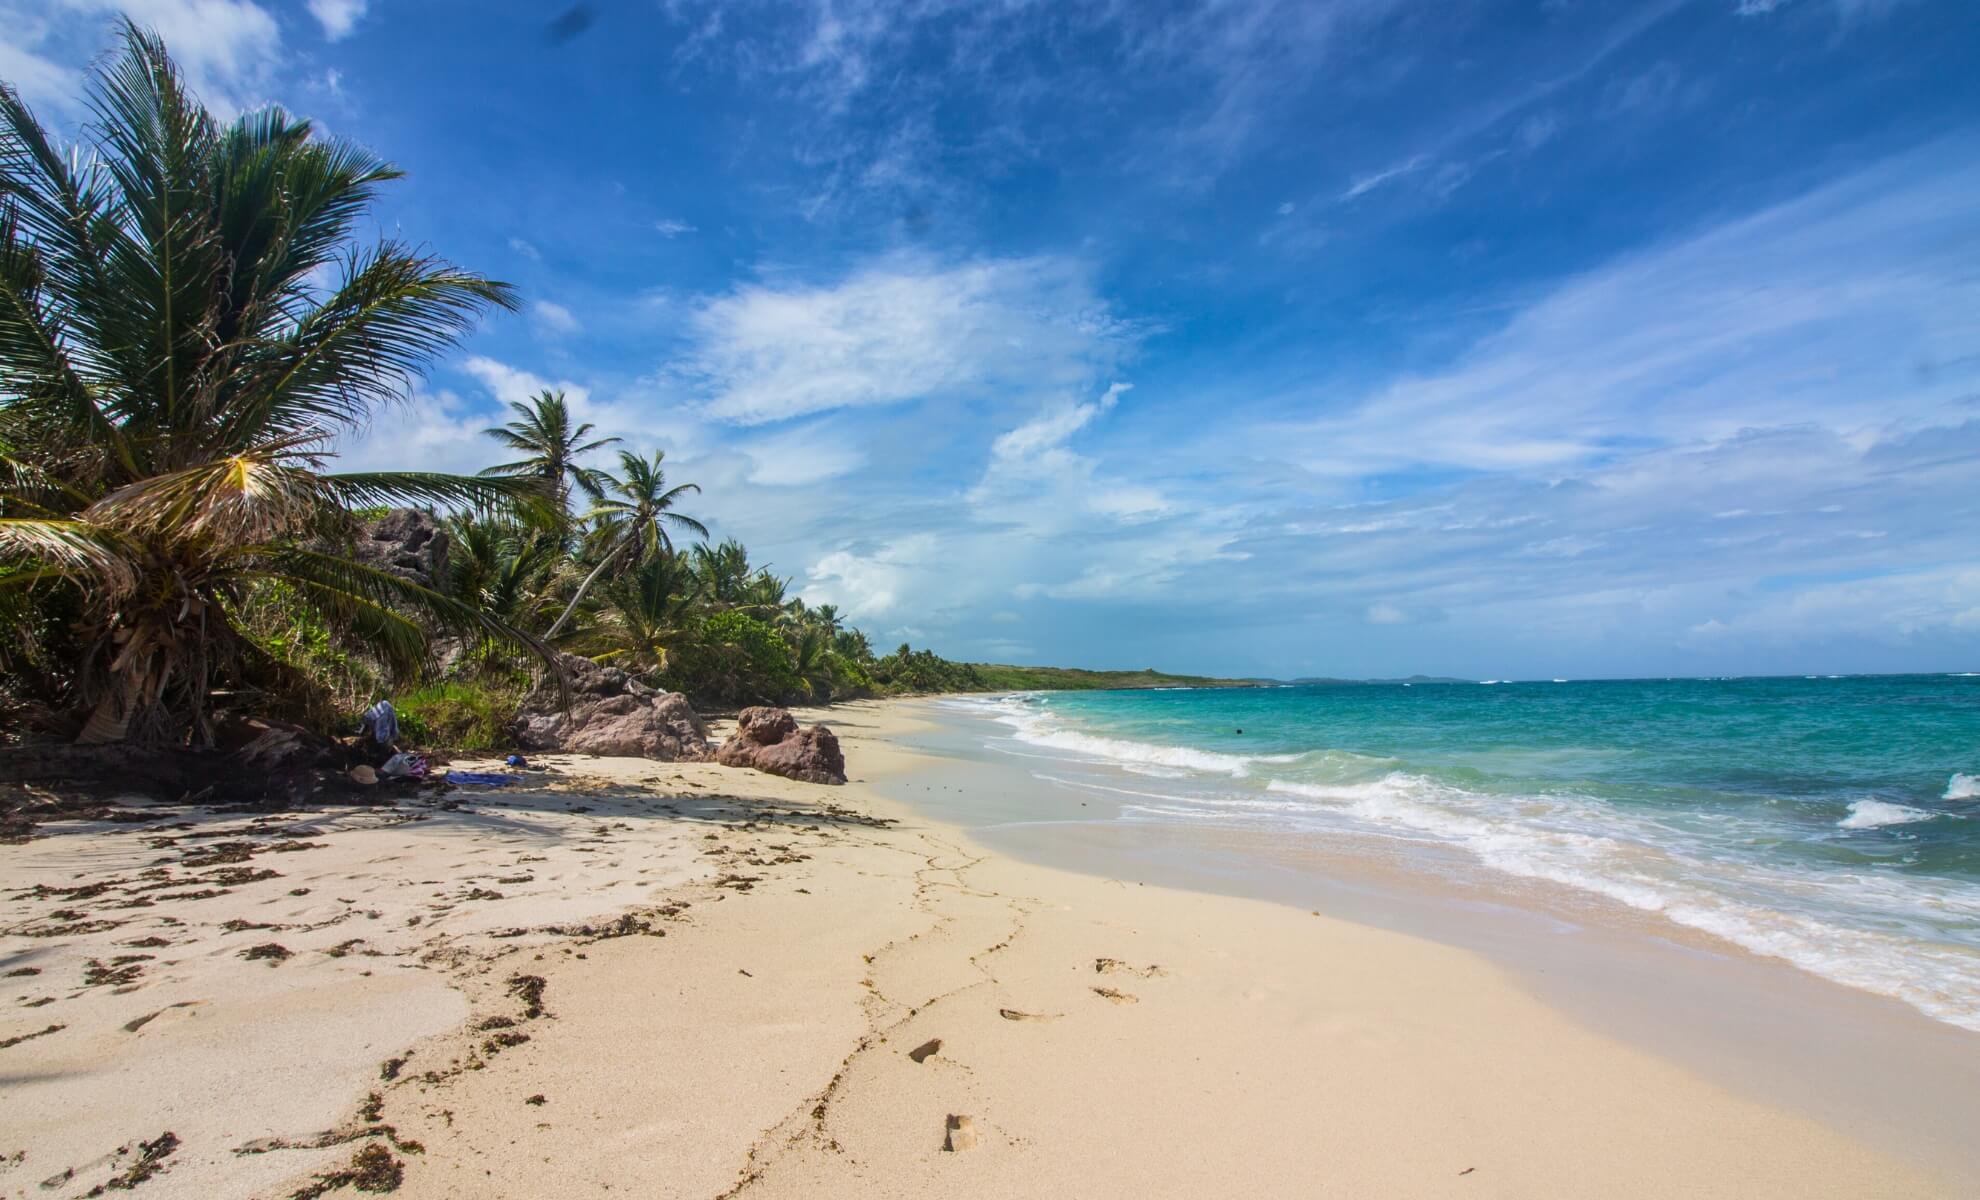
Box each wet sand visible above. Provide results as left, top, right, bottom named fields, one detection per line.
left=0, top=699, right=1964, bottom=1197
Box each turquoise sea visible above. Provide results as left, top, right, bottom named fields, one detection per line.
left=941, top=674, right=1980, bottom=1031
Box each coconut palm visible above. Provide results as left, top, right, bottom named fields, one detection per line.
left=833, top=628, right=873, bottom=663
left=544, top=449, right=706, bottom=638
left=691, top=538, right=754, bottom=606
left=479, top=389, right=619, bottom=523
left=446, top=513, right=562, bottom=632
left=570, top=548, right=703, bottom=674
left=0, top=24, right=548, bottom=745
left=810, top=603, right=843, bottom=638
left=790, top=625, right=839, bottom=700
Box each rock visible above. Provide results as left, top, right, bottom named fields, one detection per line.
left=353, top=509, right=449, bottom=590
left=511, top=653, right=710, bottom=762
left=714, top=707, right=846, bottom=785
left=943, top=1114, right=979, bottom=1152
left=349, top=765, right=378, bottom=785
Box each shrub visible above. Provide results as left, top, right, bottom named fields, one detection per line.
left=393, top=680, right=526, bottom=750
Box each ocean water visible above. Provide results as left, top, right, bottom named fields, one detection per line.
left=940, top=675, right=1980, bottom=1032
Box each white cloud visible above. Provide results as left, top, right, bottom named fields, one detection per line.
left=969, top=382, right=1174, bottom=526
left=1340, top=155, right=1426, bottom=200
left=1285, top=145, right=1980, bottom=478
left=331, top=388, right=495, bottom=477
left=60, top=0, right=283, bottom=116
left=0, top=16, right=84, bottom=113
left=306, top=0, right=367, bottom=40
left=654, top=219, right=697, bottom=237
left=1366, top=603, right=1407, bottom=624
left=508, top=238, right=541, bottom=261
left=803, top=535, right=937, bottom=621
left=736, top=422, right=865, bottom=486
left=531, top=300, right=581, bottom=337
left=686, top=254, right=1134, bottom=425
left=461, top=356, right=588, bottom=409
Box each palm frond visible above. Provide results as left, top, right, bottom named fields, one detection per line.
left=87, top=445, right=324, bottom=543
left=322, top=470, right=554, bottom=523
left=0, top=517, right=137, bottom=595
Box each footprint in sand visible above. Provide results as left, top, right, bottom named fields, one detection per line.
left=1094, top=957, right=1166, bottom=979
left=997, top=1008, right=1060, bottom=1022
left=1091, top=987, right=1138, bottom=1005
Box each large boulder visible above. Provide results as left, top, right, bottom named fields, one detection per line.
left=512, top=653, right=710, bottom=761
left=715, top=706, right=846, bottom=785
left=355, top=509, right=449, bottom=590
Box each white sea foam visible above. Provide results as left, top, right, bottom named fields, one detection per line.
left=1254, top=775, right=1980, bottom=1030
left=943, top=691, right=1980, bottom=1031
left=1838, top=799, right=1937, bottom=830
left=984, top=699, right=1304, bottom=779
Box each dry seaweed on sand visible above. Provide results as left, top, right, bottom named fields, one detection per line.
left=85, top=1131, right=178, bottom=1194
left=289, top=1144, right=403, bottom=1198
left=507, top=974, right=548, bottom=1019
left=0, top=1023, right=64, bottom=1049
left=240, top=943, right=293, bottom=965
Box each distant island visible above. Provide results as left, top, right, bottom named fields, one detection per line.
left=959, top=664, right=1270, bottom=691
left=942, top=667, right=1478, bottom=691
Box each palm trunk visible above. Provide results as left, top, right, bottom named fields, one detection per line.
left=546, top=537, right=629, bottom=639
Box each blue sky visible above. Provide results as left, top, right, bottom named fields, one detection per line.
left=6, top=0, right=1978, bottom=679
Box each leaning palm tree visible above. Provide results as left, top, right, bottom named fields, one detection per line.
left=544, top=449, right=706, bottom=638
left=0, top=24, right=549, bottom=745
left=480, top=390, right=619, bottom=524
left=568, top=548, right=703, bottom=675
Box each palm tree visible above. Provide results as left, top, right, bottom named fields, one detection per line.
left=479, top=389, right=619, bottom=523
left=0, top=24, right=548, bottom=745
left=446, top=512, right=561, bottom=632
left=544, top=449, right=706, bottom=638
left=810, top=604, right=843, bottom=638
left=833, top=628, right=873, bottom=663
left=569, top=548, right=703, bottom=674
left=790, top=625, right=839, bottom=700
left=691, top=539, right=754, bottom=606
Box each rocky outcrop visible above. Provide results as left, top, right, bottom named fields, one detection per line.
left=354, top=509, right=449, bottom=590
left=512, top=653, right=710, bottom=761
left=715, top=706, right=846, bottom=785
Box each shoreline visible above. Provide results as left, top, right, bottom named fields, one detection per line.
left=0, top=698, right=1966, bottom=1197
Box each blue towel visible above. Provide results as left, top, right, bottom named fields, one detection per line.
left=444, top=771, right=513, bottom=787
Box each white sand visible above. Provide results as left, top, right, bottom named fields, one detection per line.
left=0, top=700, right=1959, bottom=1198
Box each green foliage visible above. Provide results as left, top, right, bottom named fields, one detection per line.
left=871, top=644, right=986, bottom=693
left=0, top=23, right=544, bottom=745
left=962, top=664, right=1258, bottom=691
left=393, top=680, right=526, bottom=751
left=0, top=23, right=1245, bottom=748
left=673, top=610, right=799, bottom=704
left=233, top=579, right=387, bottom=722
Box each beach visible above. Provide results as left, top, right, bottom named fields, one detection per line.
left=3, top=698, right=1971, bottom=1199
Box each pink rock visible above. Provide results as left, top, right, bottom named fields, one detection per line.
left=715, top=706, right=846, bottom=785
left=511, top=653, right=710, bottom=761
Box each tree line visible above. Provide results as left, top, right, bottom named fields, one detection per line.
left=0, top=23, right=984, bottom=749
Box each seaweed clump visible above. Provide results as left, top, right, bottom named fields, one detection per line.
left=290, top=1144, right=403, bottom=1198
left=86, top=1130, right=178, bottom=1194
left=507, top=974, right=548, bottom=1019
